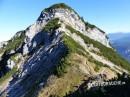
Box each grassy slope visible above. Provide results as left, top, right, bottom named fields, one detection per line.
left=37, top=35, right=89, bottom=97
left=0, top=67, right=17, bottom=84
left=66, top=25, right=130, bottom=72
left=44, top=25, right=130, bottom=97
left=42, top=18, right=61, bottom=33
left=37, top=17, right=130, bottom=96
left=37, top=33, right=113, bottom=97
left=44, top=3, right=73, bottom=12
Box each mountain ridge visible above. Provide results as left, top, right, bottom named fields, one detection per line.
left=0, top=3, right=130, bottom=97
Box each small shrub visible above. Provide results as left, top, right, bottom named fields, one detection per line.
left=0, top=67, right=17, bottom=83
left=85, top=22, right=96, bottom=30
left=10, top=53, right=21, bottom=64
left=53, top=45, right=69, bottom=77
left=94, top=60, right=104, bottom=72
left=44, top=3, right=73, bottom=12
left=43, top=18, right=61, bottom=33
left=54, top=57, right=69, bottom=77
left=54, top=34, right=88, bottom=77
left=5, top=31, right=25, bottom=52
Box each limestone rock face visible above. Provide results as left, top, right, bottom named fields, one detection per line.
left=23, top=7, right=111, bottom=55
left=7, top=59, right=15, bottom=69
left=0, top=3, right=128, bottom=97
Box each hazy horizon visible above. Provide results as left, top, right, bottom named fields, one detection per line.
left=0, top=0, right=130, bottom=42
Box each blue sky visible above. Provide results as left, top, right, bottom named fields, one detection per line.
left=0, top=0, right=130, bottom=42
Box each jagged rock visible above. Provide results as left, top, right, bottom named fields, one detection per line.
left=0, top=41, right=8, bottom=48
left=9, top=50, right=15, bottom=54
left=7, top=59, right=15, bottom=69
left=22, top=6, right=110, bottom=55
left=0, top=3, right=129, bottom=97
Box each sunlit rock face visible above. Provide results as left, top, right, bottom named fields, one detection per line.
left=0, top=3, right=118, bottom=97
left=23, top=8, right=111, bottom=55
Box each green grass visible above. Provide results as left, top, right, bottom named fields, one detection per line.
left=54, top=34, right=88, bottom=77
left=66, top=25, right=130, bottom=72
left=43, top=18, right=61, bottom=33
left=0, top=67, right=17, bottom=83
left=87, top=55, right=108, bottom=72
left=54, top=53, right=69, bottom=77
left=43, top=3, right=80, bottom=19
left=0, top=49, right=4, bottom=55
left=94, top=60, right=107, bottom=72
left=64, top=35, right=85, bottom=54
left=44, top=3, right=73, bottom=12
left=5, top=31, right=25, bottom=52
left=10, top=53, right=21, bottom=64
left=85, top=22, right=96, bottom=30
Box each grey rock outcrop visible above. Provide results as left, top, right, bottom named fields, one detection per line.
left=0, top=41, right=8, bottom=48
left=0, top=3, right=120, bottom=97
left=7, top=59, right=15, bottom=69
left=22, top=7, right=111, bottom=55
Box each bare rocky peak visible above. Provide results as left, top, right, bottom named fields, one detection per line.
left=23, top=3, right=111, bottom=55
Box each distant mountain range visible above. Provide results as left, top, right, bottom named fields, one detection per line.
left=108, top=32, right=130, bottom=62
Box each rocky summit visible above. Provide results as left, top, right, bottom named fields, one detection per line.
left=0, top=3, right=130, bottom=97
